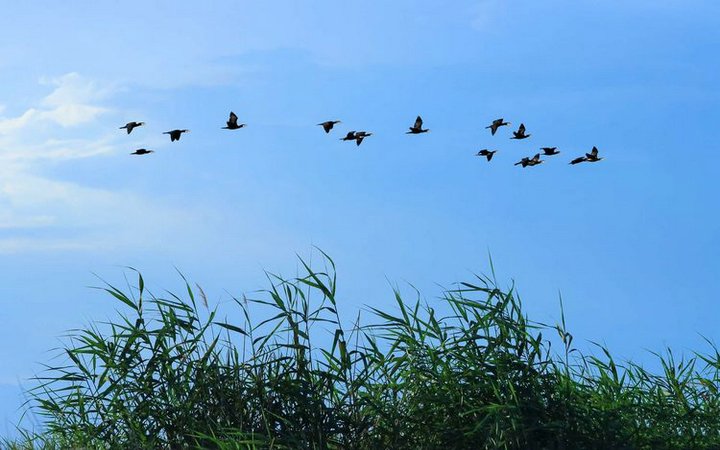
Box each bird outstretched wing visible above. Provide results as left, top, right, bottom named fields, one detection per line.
left=414, top=116, right=423, bottom=129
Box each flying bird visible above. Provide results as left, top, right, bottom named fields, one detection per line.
left=131, top=148, right=154, bottom=155
left=406, top=116, right=429, bottom=134
left=318, top=120, right=341, bottom=133
left=528, top=153, right=543, bottom=166
left=222, top=112, right=245, bottom=130
left=120, top=121, right=144, bottom=134
left=511, top=123, right=531, bottom=140
left=486, top=118, right=510, bottom=136
left=476, top=149, right=497, bottom=161
left=515, top=153, right=542, bottom=167
left=585, top=146, right=603, bottom=162
left=514, top=157, right=530, bottom=167
left=354, top=131, right=372, bottom=146
left=163, top=129, right=190, bottom=142
left=340, top=131, right=357, bottom=142
left=541, top=147, right=560, bottom=156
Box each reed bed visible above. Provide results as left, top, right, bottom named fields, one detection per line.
left=4, top=253, right=719, bottom=449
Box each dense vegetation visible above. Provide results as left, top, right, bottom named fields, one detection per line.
left=5, top=253, right=720, bottom=449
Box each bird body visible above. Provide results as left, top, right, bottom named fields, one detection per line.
left=120, top=121, right=145, bottom=134
left=341, top=131, right=357, bottom=141
left=528, top=153, right=543, bottom=166
left=354, top=131, right=372, bottom=146
left=318, top=120, right=341, bottom=133
left=164, top=129, right=190, bottom=142
left=131, top=148, right=153, bottom=155
left=541, top=147, right=560, bottom=156
left=571, top=147, right=602, bottom=164
left=511, top=123, right=530, bottom=140
left=515, top=157, right=530, bottom=167
left=223, top=112, right=245, bottom=130
left=585, top=146, right=603, bottom=162
left=515, top=153, right=542, bottom=167
left=486, top=118, right=510, bottom=136
left=476, top=149, right=497, bottom=161
left=407, top=116, right=429, bottom=134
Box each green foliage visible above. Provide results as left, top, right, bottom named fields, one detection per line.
left=6, top=254, right=720, bottom=449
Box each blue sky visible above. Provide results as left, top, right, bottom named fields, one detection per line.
left=1, top=0, right=719, bottom=432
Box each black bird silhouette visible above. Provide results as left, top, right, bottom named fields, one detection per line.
left=120, top=121, right=144, bottom=134
left=354, top=131, right=372, bottom=146
left=340, top=131, right=357, bottom=142
left=163, top=129, right=190, bottom=142
left=476, top=149, right=497, bottom=161
left=318, top=120, right=341, bottom=133
left=514, top=157, right=529, bottom=167
left=131, top=148, right=154, bottom=155
left=222, top=112, right=245, bottom=130
left=515, top=153, right=542, bottom=167
left=570, top=156, right=587, bottom=165
left=406, top=116, right=429, bottom=134
left=486, top=118, right=510, bottom=136
left=541, top=147, right=560, bottom=156
left=585, top=146, right=603, bottom=162
left=528, top=153, right=543, bottom=166
left=511, top=123, right=531, bottom=140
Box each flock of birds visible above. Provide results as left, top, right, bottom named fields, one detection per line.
left=121, top=112, right=604, bottom=166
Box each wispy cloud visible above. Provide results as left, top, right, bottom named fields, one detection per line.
left=0, top=73, right=110, bottom=135
left=0, top=73, right=203, bottom=253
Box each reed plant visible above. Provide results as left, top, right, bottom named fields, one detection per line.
left=5, top=252, right=719, bottom=449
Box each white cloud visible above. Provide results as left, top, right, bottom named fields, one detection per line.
left=0, top=73, right=110, bottom=137
left=0, top=73, right=202, bottom=253
left=0, top=108, right=39, bottom=134
left=40, top=72, right=113, bottom=106
left=42, top=103, right=107, bottom=127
